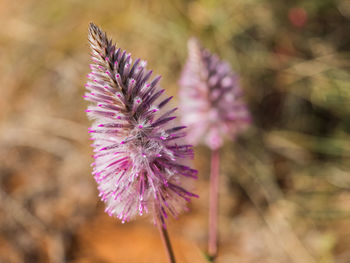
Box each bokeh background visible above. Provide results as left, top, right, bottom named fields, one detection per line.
left=0, top=0, right=350, bottom=262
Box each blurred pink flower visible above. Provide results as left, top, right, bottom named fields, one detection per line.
left=288, top=7, right=308, bottom=28
left=179, top=38, right=251, bottom=150
left=85, top=23, right=198, bottom=224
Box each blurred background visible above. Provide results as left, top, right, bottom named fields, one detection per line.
left=0, top=0, right=350, bottom=262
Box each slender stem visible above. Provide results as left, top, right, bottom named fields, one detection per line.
left=208, top=148, right=220, bottom=260
left=156, top=218, right=176, bottom=263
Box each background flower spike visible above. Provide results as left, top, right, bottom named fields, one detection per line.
left=179, top=37, right=251, bottom=260
left=179, top=37, right=251, bottom=150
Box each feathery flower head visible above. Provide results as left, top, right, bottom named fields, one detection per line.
left=85, top=23, right=198, bottom=224
left=179, top=38, right=251, bottom=150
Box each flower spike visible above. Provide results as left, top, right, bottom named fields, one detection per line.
left=85, top=23, right=198, bottom=224
left=179, top=38, right=251, bottom=150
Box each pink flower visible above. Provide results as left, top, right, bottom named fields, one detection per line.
left=179, top=38, right=251, bottom=150
left=85, top=23, right=198, bottom=224
left=288, top=7, right=308, bottom=28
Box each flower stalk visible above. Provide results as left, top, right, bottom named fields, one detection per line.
left=208, top=148, right=220, bottom=260
left=157, top=219, right=176, bottom=263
